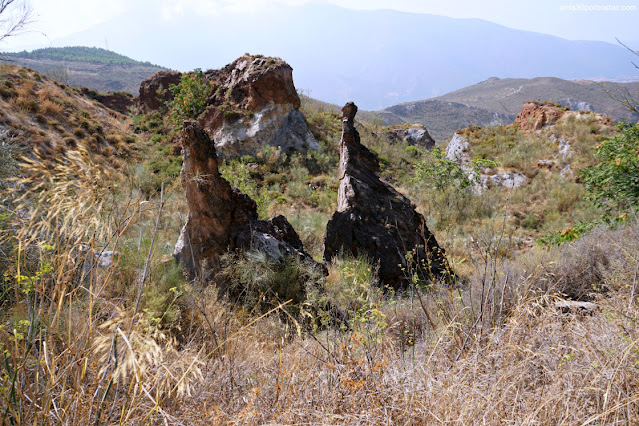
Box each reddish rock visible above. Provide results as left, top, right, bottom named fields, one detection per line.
left=138, top=70, right=182, bottom=112
left=197, top=55, right=320, bottom=158
left=174, top=121, right=315, bottom=280
left=205, top=55, right=301, bottom=111
left=514, top=101, right=565, bottom=131
left=323, top=102, right=451, bottom=290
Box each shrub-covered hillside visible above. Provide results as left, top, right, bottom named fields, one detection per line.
left=3, top=46, right=164, bottom=67
left=1, top=64, right=638, bottom=424
left=1, top=47, right=167, bottom=94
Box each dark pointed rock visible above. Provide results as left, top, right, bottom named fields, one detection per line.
left=323, top=102, right=451, bottom=290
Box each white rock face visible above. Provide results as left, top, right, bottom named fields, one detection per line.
left=212, top=103, right=320, bottom=158
left=445, top=132, right=471, bottom=166
left=483, top=172, right=527, bottom=189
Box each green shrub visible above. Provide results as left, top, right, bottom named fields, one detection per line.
left=220, top=160, right=272, bottom=219
left=167, top=69, right=211, bottom=127
left=581, top=121, right=639, bottom=217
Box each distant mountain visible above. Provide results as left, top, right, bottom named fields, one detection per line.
left=382, top=77, right=639, bottom=141
left=47, top=4, right=638, bottom=110
left=1, top=47, right=166, bottom=94
left=434, top=77, right=639, bottom=122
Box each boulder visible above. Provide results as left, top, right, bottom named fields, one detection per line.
left=198, top=55, right=320, bottom=158
left=514, top=101, right=565, bottom=131
left=173, top=121, right=315, bottom=281
left=323, top=102, right=451, bottom=290
left=138, top=70, right=182, bottom=112
left=376, top=124, right=435, bottom=150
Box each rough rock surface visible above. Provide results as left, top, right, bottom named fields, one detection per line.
left=445, top=132, right=472, bottom=166
left=173, top=121, right=314, bottom=280
left=198, top=55, right=320, bottom=158
left=323, top=102, right=451, bottom=290
left=79, top=88, right=135, bottom=115
left=138, top=70, right=182, bottom=112
left=481, top=172, right=527, bottom=189
left=377, top=125, right=436, bottom=150
left=514, top=101, right=565, bottom=131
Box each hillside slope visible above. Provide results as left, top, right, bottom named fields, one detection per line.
left=380, top=77, right=639, bottom=141
left=0, top=64, right=137, bottom=184
left=381, top=100, right=512, bottom=141
left=1, top=46, right=166, bottom=94
left=434, top=76, right=639, bottom=121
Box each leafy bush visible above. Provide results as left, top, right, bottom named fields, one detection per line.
left=167, top=69, right=211, bottom=127
left=581, top=121, right=639, bottom=216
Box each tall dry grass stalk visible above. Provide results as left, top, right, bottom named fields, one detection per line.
left=0, top=148, right=205, bottom=425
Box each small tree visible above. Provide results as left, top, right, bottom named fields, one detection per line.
left=167, top=69, right=211, bottom=127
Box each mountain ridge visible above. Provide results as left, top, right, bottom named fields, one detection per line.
left=43, top=3, right=637, bottom=110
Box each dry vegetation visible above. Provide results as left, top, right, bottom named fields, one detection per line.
left=1, top=68, right=638, bottom=424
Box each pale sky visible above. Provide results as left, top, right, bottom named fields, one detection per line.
left=4, top=0, right=639, bottom=51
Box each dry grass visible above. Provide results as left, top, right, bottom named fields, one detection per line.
left=2, top=146, right=639, bottom=424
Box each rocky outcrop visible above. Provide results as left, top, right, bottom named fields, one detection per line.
left=79, top=88, right=135, bottom=115
left=376, top=124, right=435, bottom=150
left=138, top=70, right=182, bottom=112
left=446, top=132, right=526, bottom=190
left=445, top=132, right=472, bottom=166
left=559, top=110, right=613, bottom=127
left=198, top=55, right=320, bottom=158
left=481, top=172, right=526, bottom=189
left=323, top=102, right=451, bottom=290
left=173, top=121, right=315, bottom=280
left=514, top=101, right=565, bottom=131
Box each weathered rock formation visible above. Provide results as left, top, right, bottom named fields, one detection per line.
left=514, top=101, right=565, bottom=131
left=323, top=102, right=451, bottom=290
left=376, top=124, right=435, bottom=150
left=138, top=70, right=182, bottom=112
left=138, top=56, right=319, bottom=158
left=173, top=121, right=315, bottom=280
left=515, top=101, right=613, bottom=132
left=197, top=55, right=320, bottom=158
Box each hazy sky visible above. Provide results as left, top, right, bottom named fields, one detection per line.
left=4, top=0, right=639, bottom=51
